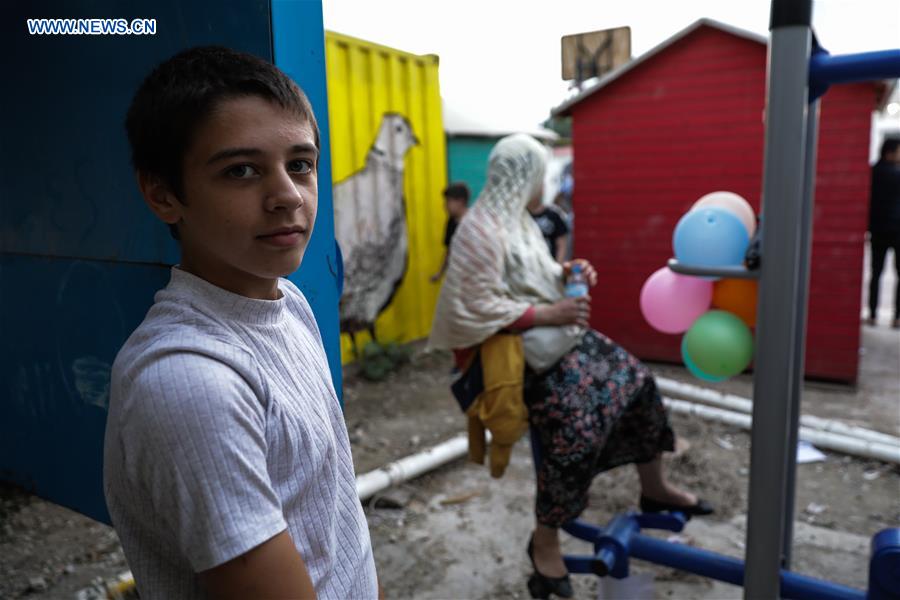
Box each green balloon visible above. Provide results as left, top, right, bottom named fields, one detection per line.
left=681, top=336, right=727, bottom=382
left=684, top=310, right=754, bottom=378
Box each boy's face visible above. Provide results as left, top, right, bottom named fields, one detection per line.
left=145, top=95, right=318, bottom=299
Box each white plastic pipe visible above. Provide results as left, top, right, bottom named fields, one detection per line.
left=664, top=397, right=900, bottom=464
left=354, top=390, right=900, bottom=502
left=656, top=376, right=900, bottom=447
left=356, top=432, right=487, bottom=501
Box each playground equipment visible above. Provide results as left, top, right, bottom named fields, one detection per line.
left=561, top=0, right=900, bottom=597
left=641, top=190, right=758, bottom=379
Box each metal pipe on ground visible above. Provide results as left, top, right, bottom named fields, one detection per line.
left=664, top=398, right=900, bottom=465
left=656, top=376, right=900, bottom=447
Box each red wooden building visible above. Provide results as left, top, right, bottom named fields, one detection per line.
left=554, top=19, right=884, bottom=382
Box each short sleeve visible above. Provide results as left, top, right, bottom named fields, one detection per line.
left=118, top=351, right=286, bottom=572
left=551, top=209, right=570, bottom=236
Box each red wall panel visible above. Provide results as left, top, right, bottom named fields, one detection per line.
left=568, top=25, right=873, bottom=382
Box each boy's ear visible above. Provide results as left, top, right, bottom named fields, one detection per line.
left=136, top=172, right=184, bottom=226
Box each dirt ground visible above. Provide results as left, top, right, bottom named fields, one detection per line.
left=344, top=342, right=900, bottom=598
left=2, top=328, right=898, bottom=599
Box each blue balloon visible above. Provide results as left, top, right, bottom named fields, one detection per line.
left=681, top=336, right=727, bottom=383
left=673, top=207, right=750, bottom=270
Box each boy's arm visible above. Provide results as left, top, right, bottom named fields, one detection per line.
left=200, top=530, right=316, bottom=599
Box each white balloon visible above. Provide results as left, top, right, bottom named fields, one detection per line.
left=691, top=191, right=756, bottom=237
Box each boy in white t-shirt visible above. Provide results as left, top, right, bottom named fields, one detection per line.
left=103, top=46, right=379, bottom=599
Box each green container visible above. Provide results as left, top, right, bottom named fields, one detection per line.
left=446, top=136, right=497, bottom=202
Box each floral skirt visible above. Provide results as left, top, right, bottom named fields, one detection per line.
left=523, top=330, right=675, bottom=527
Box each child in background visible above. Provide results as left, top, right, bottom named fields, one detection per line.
left=430, top=182, right=470, bottom=282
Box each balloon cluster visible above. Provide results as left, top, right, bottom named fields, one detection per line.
left=640, top=192, right=758, bottom=381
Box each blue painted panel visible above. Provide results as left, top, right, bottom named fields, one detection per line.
left=272, top=0, right=344, bottom=397
left=0, top=1, right=271, bottom=263
left=0, top=256, right=170, bottom=524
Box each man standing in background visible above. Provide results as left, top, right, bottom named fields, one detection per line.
left=867, top=137, right=900, bottom=329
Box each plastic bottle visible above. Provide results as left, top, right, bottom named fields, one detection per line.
left=564, top=264, right=589, bottom=298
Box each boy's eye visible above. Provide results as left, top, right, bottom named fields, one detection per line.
left=226, top=164, right=258, bottom=179
left=288, top=159, right=314, bottom=175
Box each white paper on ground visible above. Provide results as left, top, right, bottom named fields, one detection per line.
left=597, top=573, right=655, bottom=599
left=796, top=440, right=827, bottom=464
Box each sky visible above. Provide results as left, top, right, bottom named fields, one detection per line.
left=322, top=0, right=900, bottom=131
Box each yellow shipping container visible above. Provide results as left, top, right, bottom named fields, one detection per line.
left=325, top=31, right=447, bottom=363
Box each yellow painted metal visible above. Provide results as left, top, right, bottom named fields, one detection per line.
left=325, top=31, right=447, bottom=363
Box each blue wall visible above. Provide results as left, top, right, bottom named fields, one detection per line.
left=0, top=0, right=339, bottom=524
left=272, top=0, right=342, bottom=394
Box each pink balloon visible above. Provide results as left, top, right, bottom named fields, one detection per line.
left=640, top=267, right=713, bottom=334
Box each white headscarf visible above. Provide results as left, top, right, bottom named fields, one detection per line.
left=429, top=134, right=566, bottom=350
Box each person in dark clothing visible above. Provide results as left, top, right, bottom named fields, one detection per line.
left=527, top=196, right=570, bottom=263
left=430, top=182, right=470, bottom=283
left=867, top=137, right=900, bottom=329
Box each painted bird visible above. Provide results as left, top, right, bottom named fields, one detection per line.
left=333, top=113, right=419, bottom=351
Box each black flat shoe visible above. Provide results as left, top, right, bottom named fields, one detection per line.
left=640, top=494, right=715, bottom=517
left=526, top=534, right=574, bottom=599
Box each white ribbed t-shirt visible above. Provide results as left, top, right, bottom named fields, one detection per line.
left=103, top=267, right=377, bottom=599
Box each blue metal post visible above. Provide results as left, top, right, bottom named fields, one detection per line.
left=809, top=50, right=900, bottom=94
left=561, top=511, right=869, bottom=600
left=868, top=529, right=900, bottom=600
left=631, top=535, right=866, bottom=600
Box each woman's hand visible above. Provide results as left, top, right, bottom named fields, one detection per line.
left=562, top=259, right=598, bottom=286
left=533, top=296, right=591, bottom=328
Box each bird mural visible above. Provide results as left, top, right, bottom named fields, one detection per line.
left=333, top=113, right=419, bottom=352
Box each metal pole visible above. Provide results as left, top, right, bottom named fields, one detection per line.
left=666, top=259, right=760, bottom=280
left=744, top=0, right=812, bottom=596
left=630, top=535, right=866, bottom=600
left=781, top=99, right=819, bottom=569
left=809, top=49, right=900, bottom=88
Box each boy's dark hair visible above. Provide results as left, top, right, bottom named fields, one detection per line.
left=442, top=182, right=470, bottom=204
left=880, top=137, right=900, bottom=160
left=125, top=46, right=320, bottom=240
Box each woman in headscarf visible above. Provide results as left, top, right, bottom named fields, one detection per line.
left=430, top=134, right=711, bottom=598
